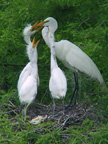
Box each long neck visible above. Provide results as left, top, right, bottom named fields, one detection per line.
left=50, top=46, right=58, bottom=71
left=30, top=49, right=38, bottom=77
left=31, top=48, right=38, bottom=63
left=24, top=35, right=31, bottom=44
left=30, top=62, right=38, bottom=77
left=27, top=43, right=38, bottom=63
left=48, top=31, right=58, bottom=70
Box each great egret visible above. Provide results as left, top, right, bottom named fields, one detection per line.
left=48, top=30, right=67, bottom=114
left=38, top=17, right=107, bottom=107
left=17, top=22, right=42, bottom=120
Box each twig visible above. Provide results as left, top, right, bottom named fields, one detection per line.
left=0, top=63, right=25, bottom=67
left=84, top=21, right=105, bottom=38
left=76, top=16, right=92, bottom=30
left=9, top=100, right=16, bottom=108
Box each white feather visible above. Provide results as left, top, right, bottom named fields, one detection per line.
left=18, top=58, right=38, bottom=105
left=26, top=43, right=38, bottom=63
left=23, top=24, right=36, bottom=44
left=19, top=73, right=37, bottom=104
left=55, top=40, right=104, bottom=84
left=49, top=67, right=67, bottom=99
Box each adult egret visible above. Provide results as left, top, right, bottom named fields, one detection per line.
left=17, top=22, right=42, bottom=120
left=48, top=30, right=67, bottom=114
left=37, top=17, right=107, bottom=107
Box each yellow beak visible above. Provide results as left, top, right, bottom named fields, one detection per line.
left=30, top=20, right=49, bottom=31
left=36, top=20, right=49, bottom=27
left=32, top=37, right=40, bottom=48
left=30, top=21, right=39, bottom=31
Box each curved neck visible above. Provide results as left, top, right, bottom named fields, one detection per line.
left=50, top=46, right=58, bottom=71
left=30, top=62, right=38, bottom=77
left=27, top=44, right=38, bottom=63
left=24, top=35, right=31, bottom=44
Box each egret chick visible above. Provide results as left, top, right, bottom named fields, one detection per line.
left=48, top=29, right=67, bottom=114
left=17, top=37, right=40, bottom=121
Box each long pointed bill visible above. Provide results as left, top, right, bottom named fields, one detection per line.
left=32, top=37, right=35, bottom=46
left=30, top=21, right=39, bottom=31
left=36, top=26, right=44, bottom=32
left=30, top=20, right=49, bottom=32
left=34, top=40, right=40, bottom=48
left=36, top=20, right=49, bottom=27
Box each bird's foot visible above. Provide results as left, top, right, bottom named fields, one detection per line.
left=65, top=103, right=76, bottom=109
left=65, top=104, right=71, bottom=109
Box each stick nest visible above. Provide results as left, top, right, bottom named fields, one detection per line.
left=0, top=100, right=101, bottom=128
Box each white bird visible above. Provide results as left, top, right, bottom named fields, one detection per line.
left=18, top=38, right=40, bottom=120
left=37, top=17, right=108, bottom=107
left=17, top=22, right=42, bottom=120
left=48, top=30, right=67, bottom=114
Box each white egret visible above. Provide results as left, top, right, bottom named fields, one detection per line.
left=38, top=17, right=108, bottom=107
left=48, top=30, right=67, bottom=114
left=18, top=37, right=40, bottom=120
left=17, top=22, right=42, bottom=120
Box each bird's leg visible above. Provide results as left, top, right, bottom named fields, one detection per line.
left=23, top=103, right=30, bottom=121
left=73, top=72, right=79, bottom=106
left=19, top=104, right=23, bottom=114
left=65, top=72, right=79, bottom=109
left=23, top=106, right=27, bottom=121
left=62, top=98, right=65, bottom=115
left=52, top=98, right=55, bottom=116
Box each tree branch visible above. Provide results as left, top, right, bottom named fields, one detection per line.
left=1, top=63, right=25, bottom=67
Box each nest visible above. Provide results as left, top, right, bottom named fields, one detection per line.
left=0, top=100, right=101, bottom=128
left=27, top=102, right=99, bottom=127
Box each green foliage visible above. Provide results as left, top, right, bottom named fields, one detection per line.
left=0, top=112, right=108, bottom=144
left=66, top=119, right=108, bottom=144
left=0, top=89, right=18, bottom=104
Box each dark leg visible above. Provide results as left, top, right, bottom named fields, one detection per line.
left=73, top=72, right=79, bottom=106
left=19, top=104, right=23, bottom=114
left=65, top=72, right=79, bottom=109
left=62, top=98, right=64, bottom=115
left=52, top=98, right=55, bottom=115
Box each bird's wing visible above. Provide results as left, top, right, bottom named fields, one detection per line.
left=37, top=75, right=40, bottom=86
left=49, top=67, right=67, bottom=99
left=17, top=62, right=32, bottom=91
left=56, top=40, right=104, bottom=83
left=66, top=43, right=104, bottom=83
left=19, top=75, right=37, bottom=103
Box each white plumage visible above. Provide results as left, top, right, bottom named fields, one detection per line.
left=23, top=24, right=36, bottom=44
left=49, top=68, right=67, bottom=99
left=18, top=24, right=40, bottom=120
left=18, top=62, right=38, bottom=104
left=18, top=42, right=39, bottom=104
left=41, top=17, right=108, bottom=106
left=48, top=30, right=67, bottom=113
left=54, top=40, right=104, bottom=83
left=42, top=17, right=104, bottom=83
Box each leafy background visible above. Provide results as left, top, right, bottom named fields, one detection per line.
left=0, top=0, right=108, bottom=143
